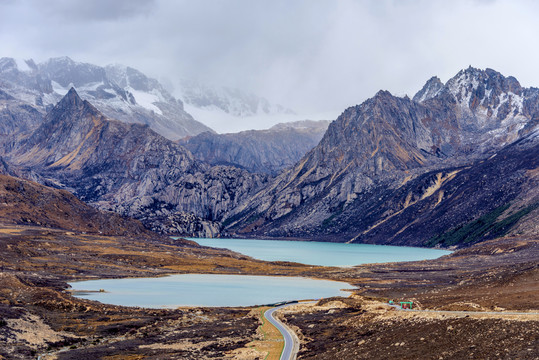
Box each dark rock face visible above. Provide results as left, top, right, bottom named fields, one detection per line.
left=327, top=133, right=538, bottom=246
left=0, top=56, right=213, bottom=140
left=5, top=89, right=267, bottom=236
left=227, top=68, right=539, bottom=247
left=179, top=120, right=330, bottom=175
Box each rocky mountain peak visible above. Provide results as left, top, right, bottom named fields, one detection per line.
left=0, top=58, right=37, bottom=73
left=413, top=76, right=443, bottom=102
left=415, top=67, right=526, bottom=107
left=39, top=57, right=107, bottom=88
left=180, top=120, right=330, bottom=175
left=11, top=88, right=108, bottom=168
left=50, top=87, right=99, bottom=119
left=105, top=64, right=157, bottom=93
left=373, top=89, right=393, bottom=100
left=0, top=58, right=18, bottom=73
left=411, top=67, right=534, bottom=144
left=445, top=66, right=523, bottom=102
left=60, top=87, right=84, bottom=107
left=46, top=56, right=75, bottom=66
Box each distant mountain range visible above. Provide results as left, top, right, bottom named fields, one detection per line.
left=2, top=88, right=268, bottom=237
left=0, top=62, right=536, bottom=247
left=226, top=67, right=539, bottom=247
left=0, top=56, right=304, bottom=138
left=179, top=120, right=330, bottom=175
left=0, top=56, right=212, bottom=140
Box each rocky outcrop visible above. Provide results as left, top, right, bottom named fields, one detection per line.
left=179, top=120, right=330, bottom=175
left=226, top=68, right=539, bottom=247
left=133, top=209, right=221, bottom=238
left=0, top=57, right=213, bottom=140
left=98, top=165, right=268, bottom=235
left=412, top=76, right=444, bottom=103
left=5, top=89, right=267, bottom=236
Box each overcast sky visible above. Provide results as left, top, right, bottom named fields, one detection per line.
left=2, top=0, right=539, bottom=122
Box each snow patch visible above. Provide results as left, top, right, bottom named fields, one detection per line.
left=51, top=81, right=70, bottom=96
left=510, top=92, right=524, bottom=113
left=127, top=87, right=163, bottom=115
left=79, top=81, right=104, bottom=92
left=42, top=92, right=60, bottom=106
left=447, top=70, right=479, bottom=106
left=14, top=58, right=32, bottom=72
left=481, top=89, right=492, bottom=106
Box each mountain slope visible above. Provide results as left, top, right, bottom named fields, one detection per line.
left=179, top=120, right=330, bottom=175
left=0, top=89, right=44, bottom=136
left=0, top=174, right=149, bottom=237
left=226, top=68, right=539, bottom=246
left=0, top=57, right=213, bottom=140
left=6, top=89, right=267, bottom=236
left=330, top=132, right=538, bottom=246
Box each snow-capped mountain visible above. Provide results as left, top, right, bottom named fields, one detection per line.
left=414, top=66, right=539, bottom=151
left=412, top=76, right=444, bottom=103
left=176, top=79, right=296, bottom=133
left=0, top=57, right=213, bottom=139
left=227, top=67, right=539, bottom=245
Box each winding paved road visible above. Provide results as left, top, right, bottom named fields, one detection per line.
left=265, top=301, right=539, bottom=360
left=264, top=304, right=300, bottom=360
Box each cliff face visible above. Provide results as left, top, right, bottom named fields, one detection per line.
left=226, top=68, right=539, bottom=247
left=6, top=89, right=267, bottom=237
left=179, top=120, right=330, bottom=175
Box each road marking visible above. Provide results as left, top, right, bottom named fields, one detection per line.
left=264, top=304, right=300, bottom=360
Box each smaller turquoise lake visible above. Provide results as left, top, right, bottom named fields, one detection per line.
left=69, top=274, right=351, bottom=308
left=188, top=238, right=451, bottom=267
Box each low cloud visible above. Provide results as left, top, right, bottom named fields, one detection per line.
left=1, top=0, right=539, bottom=122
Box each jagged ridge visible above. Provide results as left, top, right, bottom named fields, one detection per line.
left=226, top=67, right=539, bottom=247
left=0, top=56, right=213, bottom=140
left=5, top=89, right=267, bottom=237
left=179, top=120, right=330, bottom=175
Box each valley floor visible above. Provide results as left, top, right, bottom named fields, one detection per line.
left=0, top=225, right=537, bottom=359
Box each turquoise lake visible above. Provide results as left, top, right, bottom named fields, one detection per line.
left=188, top=238, right=452, bottom=267
left=69, top=274, right=351, bottom=308
left=69, top=239, right=450, bottom=308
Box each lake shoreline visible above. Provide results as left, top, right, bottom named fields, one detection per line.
left=2, top=225, right=537, bottom=359
left=68, top=274, right=354, bottom=308
left=185, top=237, right=452, bottom=267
